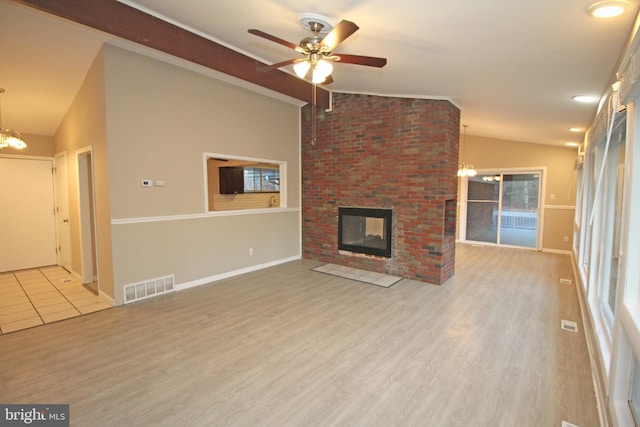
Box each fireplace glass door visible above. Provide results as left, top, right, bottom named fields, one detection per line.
left=338, top=207, right=392, bottom=257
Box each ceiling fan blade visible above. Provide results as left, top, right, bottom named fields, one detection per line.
left=319, top=20, right=359, bottom=52
left=248, top=29, right=299, bottom=51
left=321, top=75, right=334, bottom=85
left=333, top=54, right=387, bottom=68
left=259, top=58, right=300, bottom=73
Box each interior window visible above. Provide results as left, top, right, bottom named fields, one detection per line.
left=205, top=154, right=283, bottom=211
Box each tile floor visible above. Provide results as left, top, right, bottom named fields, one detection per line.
left=312, top=263, right=402, bottom=287
left=0, top=266, right=111, bottom=335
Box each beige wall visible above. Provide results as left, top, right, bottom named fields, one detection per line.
left=460, top=135, right=578, bottom=252
left=103, top=45, right=301, bottom=304
left=55, top=47, right=114, bottom=299
left=104, top=46, right=300, bottom=218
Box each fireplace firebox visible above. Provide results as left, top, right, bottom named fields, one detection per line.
left=338, top=207, right=392, bottom=257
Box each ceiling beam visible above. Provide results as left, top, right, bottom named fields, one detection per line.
left=18, top=0, right=331, bottom=108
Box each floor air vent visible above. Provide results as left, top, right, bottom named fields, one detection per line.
left=560, top=278, right=572, bottom=285
left=124, top=275, right=174, bottom=304
left=561, top=320, right=578, bottom=332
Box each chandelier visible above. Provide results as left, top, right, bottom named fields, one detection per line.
left=0, top=89, right=27, bottom=150
left=457, top=124, right=476, bottom=177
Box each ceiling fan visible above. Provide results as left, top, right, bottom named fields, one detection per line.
left=248, top=13, right=387, bottom=84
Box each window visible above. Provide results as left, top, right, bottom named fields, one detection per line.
left=602, top=99, right=640, bottom=427
left=630, top=355, right=640, bottom=425
left=580, top=149, right=596, bottom=277
left=574, top=162, right=583, bottom=259
left=607, top=131, right=625, bottom=314
left=591, top=117, right=626, bottom=329
left=244, top=167, right=280, bottom=192
left=204, top=154, right=285, bottom=212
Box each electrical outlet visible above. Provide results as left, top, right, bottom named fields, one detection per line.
left=141, top=179, right=153, bottom=187
left=563, top=235, right=569, bottom=242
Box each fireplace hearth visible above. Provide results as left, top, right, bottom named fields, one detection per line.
left=338, top=207, right=392, bottom=258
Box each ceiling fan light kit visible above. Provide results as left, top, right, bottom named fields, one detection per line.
left=293, top=60, right=311, bottom=78
left=313, top=58, right=333, bottom=82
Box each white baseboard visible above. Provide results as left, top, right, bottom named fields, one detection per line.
left=175, top=255, right=302, bottom=291
left=542, top=248, right=571, bottom=255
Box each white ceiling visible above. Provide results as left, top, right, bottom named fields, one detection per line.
left=1, top=0, right=638, bottom=147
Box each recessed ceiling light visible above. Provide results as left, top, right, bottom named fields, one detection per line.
left=569, top=127, right=582, bottom=132
left=588, top=1, right=629, bottom=18
left=565, top=142, right=580, bottom=147
left=573, top=95, right=598, bottom=103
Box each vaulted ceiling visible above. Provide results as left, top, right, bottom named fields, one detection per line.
left=1, top=0, right=638, bottom=147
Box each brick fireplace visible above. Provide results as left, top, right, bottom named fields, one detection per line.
left=301, top=93, right=459, bottom=285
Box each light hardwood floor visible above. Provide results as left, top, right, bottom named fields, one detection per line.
left=0, top=244, right=598, bottom=426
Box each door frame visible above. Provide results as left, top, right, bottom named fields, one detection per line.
left=54, top=152, right=72, bottom=271
left=459, top=167, right=546, bottom=250
left=76, top=146, right=99, bottom=286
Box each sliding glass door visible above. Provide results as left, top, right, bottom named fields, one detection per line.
left=465, top=175, right=500, bottom=244
left=464, top=172, right=541, bottom=248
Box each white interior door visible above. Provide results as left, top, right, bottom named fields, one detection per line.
left=54, top=153, right=72, bottom=271
left=0, top=157, right=57, bottom=272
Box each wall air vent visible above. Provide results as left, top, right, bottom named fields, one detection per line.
left=124, top=274, right=174, bottom=304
